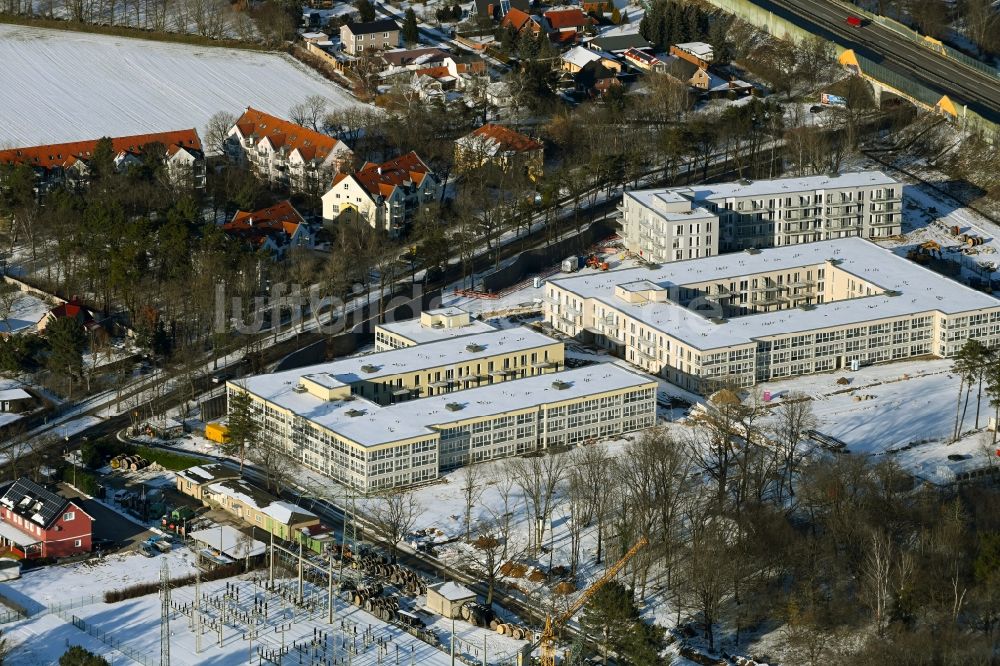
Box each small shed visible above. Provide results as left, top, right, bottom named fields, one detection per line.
left=426, top=581, right=477, bottom=619
left=0, top=389, right=34, bottom=413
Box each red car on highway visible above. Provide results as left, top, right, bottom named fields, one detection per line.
left=847, top=15, right=864, bottom=27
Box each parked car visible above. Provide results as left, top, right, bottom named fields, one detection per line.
left=138, top=542, right=157, bottom=558
left=847, top=15, right=863, bottom=27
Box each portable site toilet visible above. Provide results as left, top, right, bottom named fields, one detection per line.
left=426, top=582, right=477, bottom=619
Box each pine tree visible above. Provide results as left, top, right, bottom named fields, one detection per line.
left=225, top=388, right=258, bottom=472
left=59, top=646, right=110, bottom=666
left=402, top=8, right=419, bottom=44
left=354, top=0, right=376, bottom=22
left=45, top=316, right=85, bottom=398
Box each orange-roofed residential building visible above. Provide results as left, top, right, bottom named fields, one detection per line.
left=543, top=7, right=590, bottom=34
left=454, top=124, right=543, bottom=181
left=224, top=108, right=353, bottom=194
left=221, top=201, right=313, bottom=257
left=0, top=129, right=205, bottom=194
left=500, top=8, right=544, bottom=36
left=321, top=152, right=441, bottom=236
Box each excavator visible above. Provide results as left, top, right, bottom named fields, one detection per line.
left=527, top=535, right=649, bottom=666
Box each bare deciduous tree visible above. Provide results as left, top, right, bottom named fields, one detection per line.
left=459, top=463, right=483, bottom=542
left=368, top=490, right=421, bottom=564
left=507, top=452, right=567, bottom=555
left=204, top=111, right=237, bottom=157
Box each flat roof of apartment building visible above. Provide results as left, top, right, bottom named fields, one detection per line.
left=626, top=170, right=898, bottom=210
left=377, top=309, right=496, bottom=344
left=549, top=237, right=1000, bottom=350
left=239, top=363, right=655, bottom=448
left=248, top=328, right=558, bottom=395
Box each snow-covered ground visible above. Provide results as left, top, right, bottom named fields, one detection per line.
left=0, top=25, right=365, bottom=146
left=0, top=293, right=49, bottom=335
left=13, top=574, right=525, bottom=666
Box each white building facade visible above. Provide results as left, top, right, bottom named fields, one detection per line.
left=545, top=238, right=1000, bottom=392
left=622, top=171, right=902, bottom=263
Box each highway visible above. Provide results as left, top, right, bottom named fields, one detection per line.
left=751, top=0, right=1000, bottom=123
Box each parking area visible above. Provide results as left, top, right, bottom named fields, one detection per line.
left=58, top=484, right=154, bottom=549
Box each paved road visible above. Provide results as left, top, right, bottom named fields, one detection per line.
left=750, top=0, right=1000, bottom=123
left=58, top=483, right=153, bottom=548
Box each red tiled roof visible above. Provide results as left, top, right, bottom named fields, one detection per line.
left=414, top=66, right=452, bottom=79
left=0, top=129, right=202, bottom=170
left=233, top=108, right=345, bottom=164
left=347, top=152, right=433, bottom=200
left=551, top=29, right=578, bottom=43
left=223, top=200, right=305, bottom=248
left=501, top=7, right=534, bottom=32
left=466, top=124, right=543, bottom=153
left=47, top=298, right=97, bottom=326
left=543, top=7, right=588, bottom=30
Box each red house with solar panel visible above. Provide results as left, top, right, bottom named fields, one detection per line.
left=0, top=478, right=93, bottom=559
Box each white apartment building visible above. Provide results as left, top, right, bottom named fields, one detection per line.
left=544, top=237, right=1000, bottom=393
left=225, top=108, right=353, bottom=194
left=321, top=152, right=440, bottom=235
left=231, top=361, right=657, bottom=491
left=621, top=171, right=902, bottom=264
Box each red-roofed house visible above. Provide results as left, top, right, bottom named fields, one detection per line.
left=221, top=201, right=313, bottom=257
left=501, top=8, right=544, bottom=36
left=0, top=129, right=205, bottom=194
left=454, top=124, right=544, bottom=181
left=0, top=478, right=94, bottom=559
left=36, top=298, right=105, bottom=335
left=543, top=7, right=590, bottom=36
left=224, top=108, right=353, bottom=194
left=321, top=153, right=440, bottom=235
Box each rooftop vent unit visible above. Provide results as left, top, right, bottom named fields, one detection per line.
left=292, top=384, right=307, bottom=393
left=709, top=317, right=728, bottom=324
left=744, top=248, right=761, bottom=255
left=465, top=343, right=486, bottom=352
left=346, top=409, right=366, bottom=417
left=799, top=304, right=816, bottom=311
left=361, top=364, right=379, bottom=373
left=885, top=290, right=902, bottom=297
left=445, top=403, right=463, bottom=412
left=552, top=380, right=572, bottom=390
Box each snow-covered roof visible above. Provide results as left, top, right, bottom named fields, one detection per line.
left=635, top=171, right=898, bottom=205
left=0, top=389, right=31, bottom=402
left=562, top=45, right=601, bottom=68
left=207, top=479, right=318, bottom=525
left=429, top=581, right=476, bottom=601
left=549, top=237, right=1000, bottom=350
left=674, top=41, right=713, bottom=60
left=176, top=463, right=237, bottom=485
left=244, top=363, right=655, bottom=448
left=243, top=328, right=557, bottom=395
left=190, top=525, right=266, bottom=558
left=378, top=316, right=496, bottom=345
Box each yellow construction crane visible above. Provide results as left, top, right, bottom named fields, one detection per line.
left=537, top=535, right=649, bottom=666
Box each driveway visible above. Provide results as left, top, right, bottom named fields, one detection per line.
left=58, top=484, right=153, bottom=548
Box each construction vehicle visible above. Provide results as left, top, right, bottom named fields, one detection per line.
left=535, top=536, right=649, bottom=666
left=584, top=255, right=610, bottom=271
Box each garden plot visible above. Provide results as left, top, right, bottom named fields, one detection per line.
left=0, top=24, right=364, bottom=147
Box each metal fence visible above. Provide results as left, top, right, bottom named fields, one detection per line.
left=64, top=613, right=157, bottom=666
left=0, top=608, right=24, bottom=625
left=869, top=14, right=1000, bottom=81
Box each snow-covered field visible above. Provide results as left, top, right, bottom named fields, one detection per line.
left=0, top=25, right=365, bottom=146
left=6, top=570, right=523, bottom=666
left=0, top=293, right=48, bottom=335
